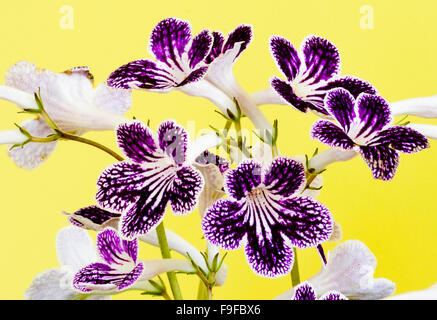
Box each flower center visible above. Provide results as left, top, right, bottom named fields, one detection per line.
left=246, top=186, right=268, bottom=205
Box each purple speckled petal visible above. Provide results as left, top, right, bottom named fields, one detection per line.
left=205, top=31, right=225, bottom=64
left=117, top=121, right=160, bottom=163
left=324, top=88, right=356, bottom=133
left=107, top=59, right=177, bottom=90
left=150, top=18, right=191, bottom=71
left=188, top=30, right=213, bottom=69
left=270, top=36, right=301, bottom=82
left=157, top=120, right=188, bottom=166
left=170, top=166, right=204, bottom=214
left=264, top=157, right=306, bottom=198
left=201, top=199, right=247, bottom=250
left=311, top=120, right=355, bottom=150
left=301, top=36, right=340, bottom=84
left=278, top=196, right=333, bottom=249
left=177, top=66, right=208, bottom=87
left=350, top=93, right=393, bottom=141
left=96, top=161, right=150, bottom=213
left=320, top=292, right=348, bottom=300
left=97, top=229, right=136, bottom=266
left=69, top=205, right=121, bottom=227
left=368, top=126, right=430, bottom=153
left=244, top=228, right=294, bottom=278
left=224, top=160, right=262, bottom=201
left=271, top=77, right=309, bottom=113
left=73, top=262, right=144, bottom=292
left=319, top=76, right=377, bottom=98
left=293, top=283, right=317, bottom=300
left=359, top=145, right=400, bottom=181
left=195, top=150, right=230, bottom=174
left=222, top=24, right=253, bottom=60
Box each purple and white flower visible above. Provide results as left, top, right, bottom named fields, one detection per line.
left=73, top=228, right=194, bottom=293
left=292, top=282, right=347, bottom=300
left=257, top=35, right=376, bottom=116
left=276, top=240, right=396, bottom=300
left=0, top=61, right=132, bottom=169
left=311, top=88, right=429, bottom=180
left=407, top=123, right=437, bottom=140
left=201, top=157, right=333, bottom=278
left=96, top=120, right=221, bottom=239
left=107, top=18, right=238, bottom=117
left=24, top=226, right=109, bottom=300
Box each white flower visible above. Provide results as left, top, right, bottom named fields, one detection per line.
left=386, top=283, right=437, bottom=300
left=24, top=226, right=109, bottom=300
left=275, top=240, right=396, bottom=300
left=390, top=95, right=437, bottom=118
left=0, top=61, right=132, bottom=169
left=308, top=148, right=357, bottom=173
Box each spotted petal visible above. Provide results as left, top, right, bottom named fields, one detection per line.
left=324, top=88, right=356, bottom=133
left=96, top=229, right=138, bottom=265
left=205, top=32, right=225, bottom=64
left=270, top=77, right=309, bottom=113
left=319, top=76, right=377, bottom=98
left=224, top=160, right=262, bottom=201
left=67, top=205, right=121, bottom=230
left=320, top=292, right=348, bottom=300
left=264, top=157, right=306, bottom=198
left=311, top=120, right=355, bottom=150
left=222, top=24, right=252, bottom=61
left=202, top=199, right=247, bottom=250
left=157, top=120, right=188, bottom=166
left=293, top=282, right=317, bottom=300
left=73, top=262, right=144, bottom=292
left=170, top=166, right=204, bottom=214
left=359, top=145, right=399, bottom=181
left=188, top=30, right=213, bottom=69
left=270, top=36, right=301, bottom=82
left=301, top=36, right=340, bottom=84
left=107, top=59, right=178, bottom=91
left=150, top=18, right=191, bottom=70
left=368, top=126, right=430, bottom=153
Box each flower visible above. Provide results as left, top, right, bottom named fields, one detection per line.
left=107, top=17, right=237, bottom=117
left=311, top=88, right=429, bottom=180
left=73, top=228, right=194, bottom=293
left=24, top=226, right=109, bottom=300
left=269, top=35, right=376, bottom=116
left=407, top=123, right=437, bottom=140
left=201, top=157, right=333, bottom=278
left=292, top=282, right=347, bottom=300
left=386, top=283, right=437, bottom=300
left=0, top=61, right=132, bottom=169
left=276, top=240, right=396, bottom=300
left=96, top=119, right=221, bottom=239
left=63, top=205, right=228, bottom=286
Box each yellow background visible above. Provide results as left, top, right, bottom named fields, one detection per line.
left=0, top=0, right=436, bottom=300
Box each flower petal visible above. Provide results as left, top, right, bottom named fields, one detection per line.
left=359, top=145, right=399, bottom=181
left=222, top=24, right=253, bottom=60
left=73, top=262, right=144, bottom=292
left=56, top=226, right=96, bottom=271
left=66, top=205, right=121, bottom=231
left=320, top=291, right=348, bottom=300
left=369, top=126, right=430, bottom=153
left=97, top=229, right=138, bottom=265
left=264, top=157, right=306, bottom=198
left=244, top=228, right=294, bottom=278
left=309, top=240, right=396, bottom=300
left=270, top=77, right=309, bottom=113
left=157, top=120, right=188, bottom=166
left=117, top=121, right=160, bottom=163
left=349, top=93, right=393, bottom=142
left=188, top=30, right=213, bottom=69
left=107, top=59, right=178, bottom=91
left=324, top=88, right=356, bottom=133
left=177, top=66, right=209, bottom=87
left=202, top=199, right=247, bottom=250
left=150, top=18, right=191, bottom=70
left=224, top=160, right=262, bottom=201
left=278, top=196, right=333, bottom=249
left=195, top=150, right=230, bottom=174
left=96, top=161, right=150, bottom=213
left=270, top=36, right=301, bottom=82
left=93, top=83, right=132, bottom=115
left=170, top=166, right=204, bottom=214
left=205, top=31, right=225, bottom=64
left=293, top=282, right=317, bottom=300
left=301, top=36, right=340, bottom=84
left=24, top=269, right=77, bottom=300
left=320, top=76, right=377, bottom=98
left=311, top=120, right=355, bottom=149
left=7, top=119, right=57, bottom=170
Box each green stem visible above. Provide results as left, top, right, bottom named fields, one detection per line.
left=155, top=222, right=183, bottom=300
left=234, top=118, right=243, bottom=152
left=196, top=279, right=209, bottom=300
left=291, top=247, right=301, bottom=286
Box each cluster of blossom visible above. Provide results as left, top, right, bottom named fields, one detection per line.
left=1, top=17, right=436, bottom=300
